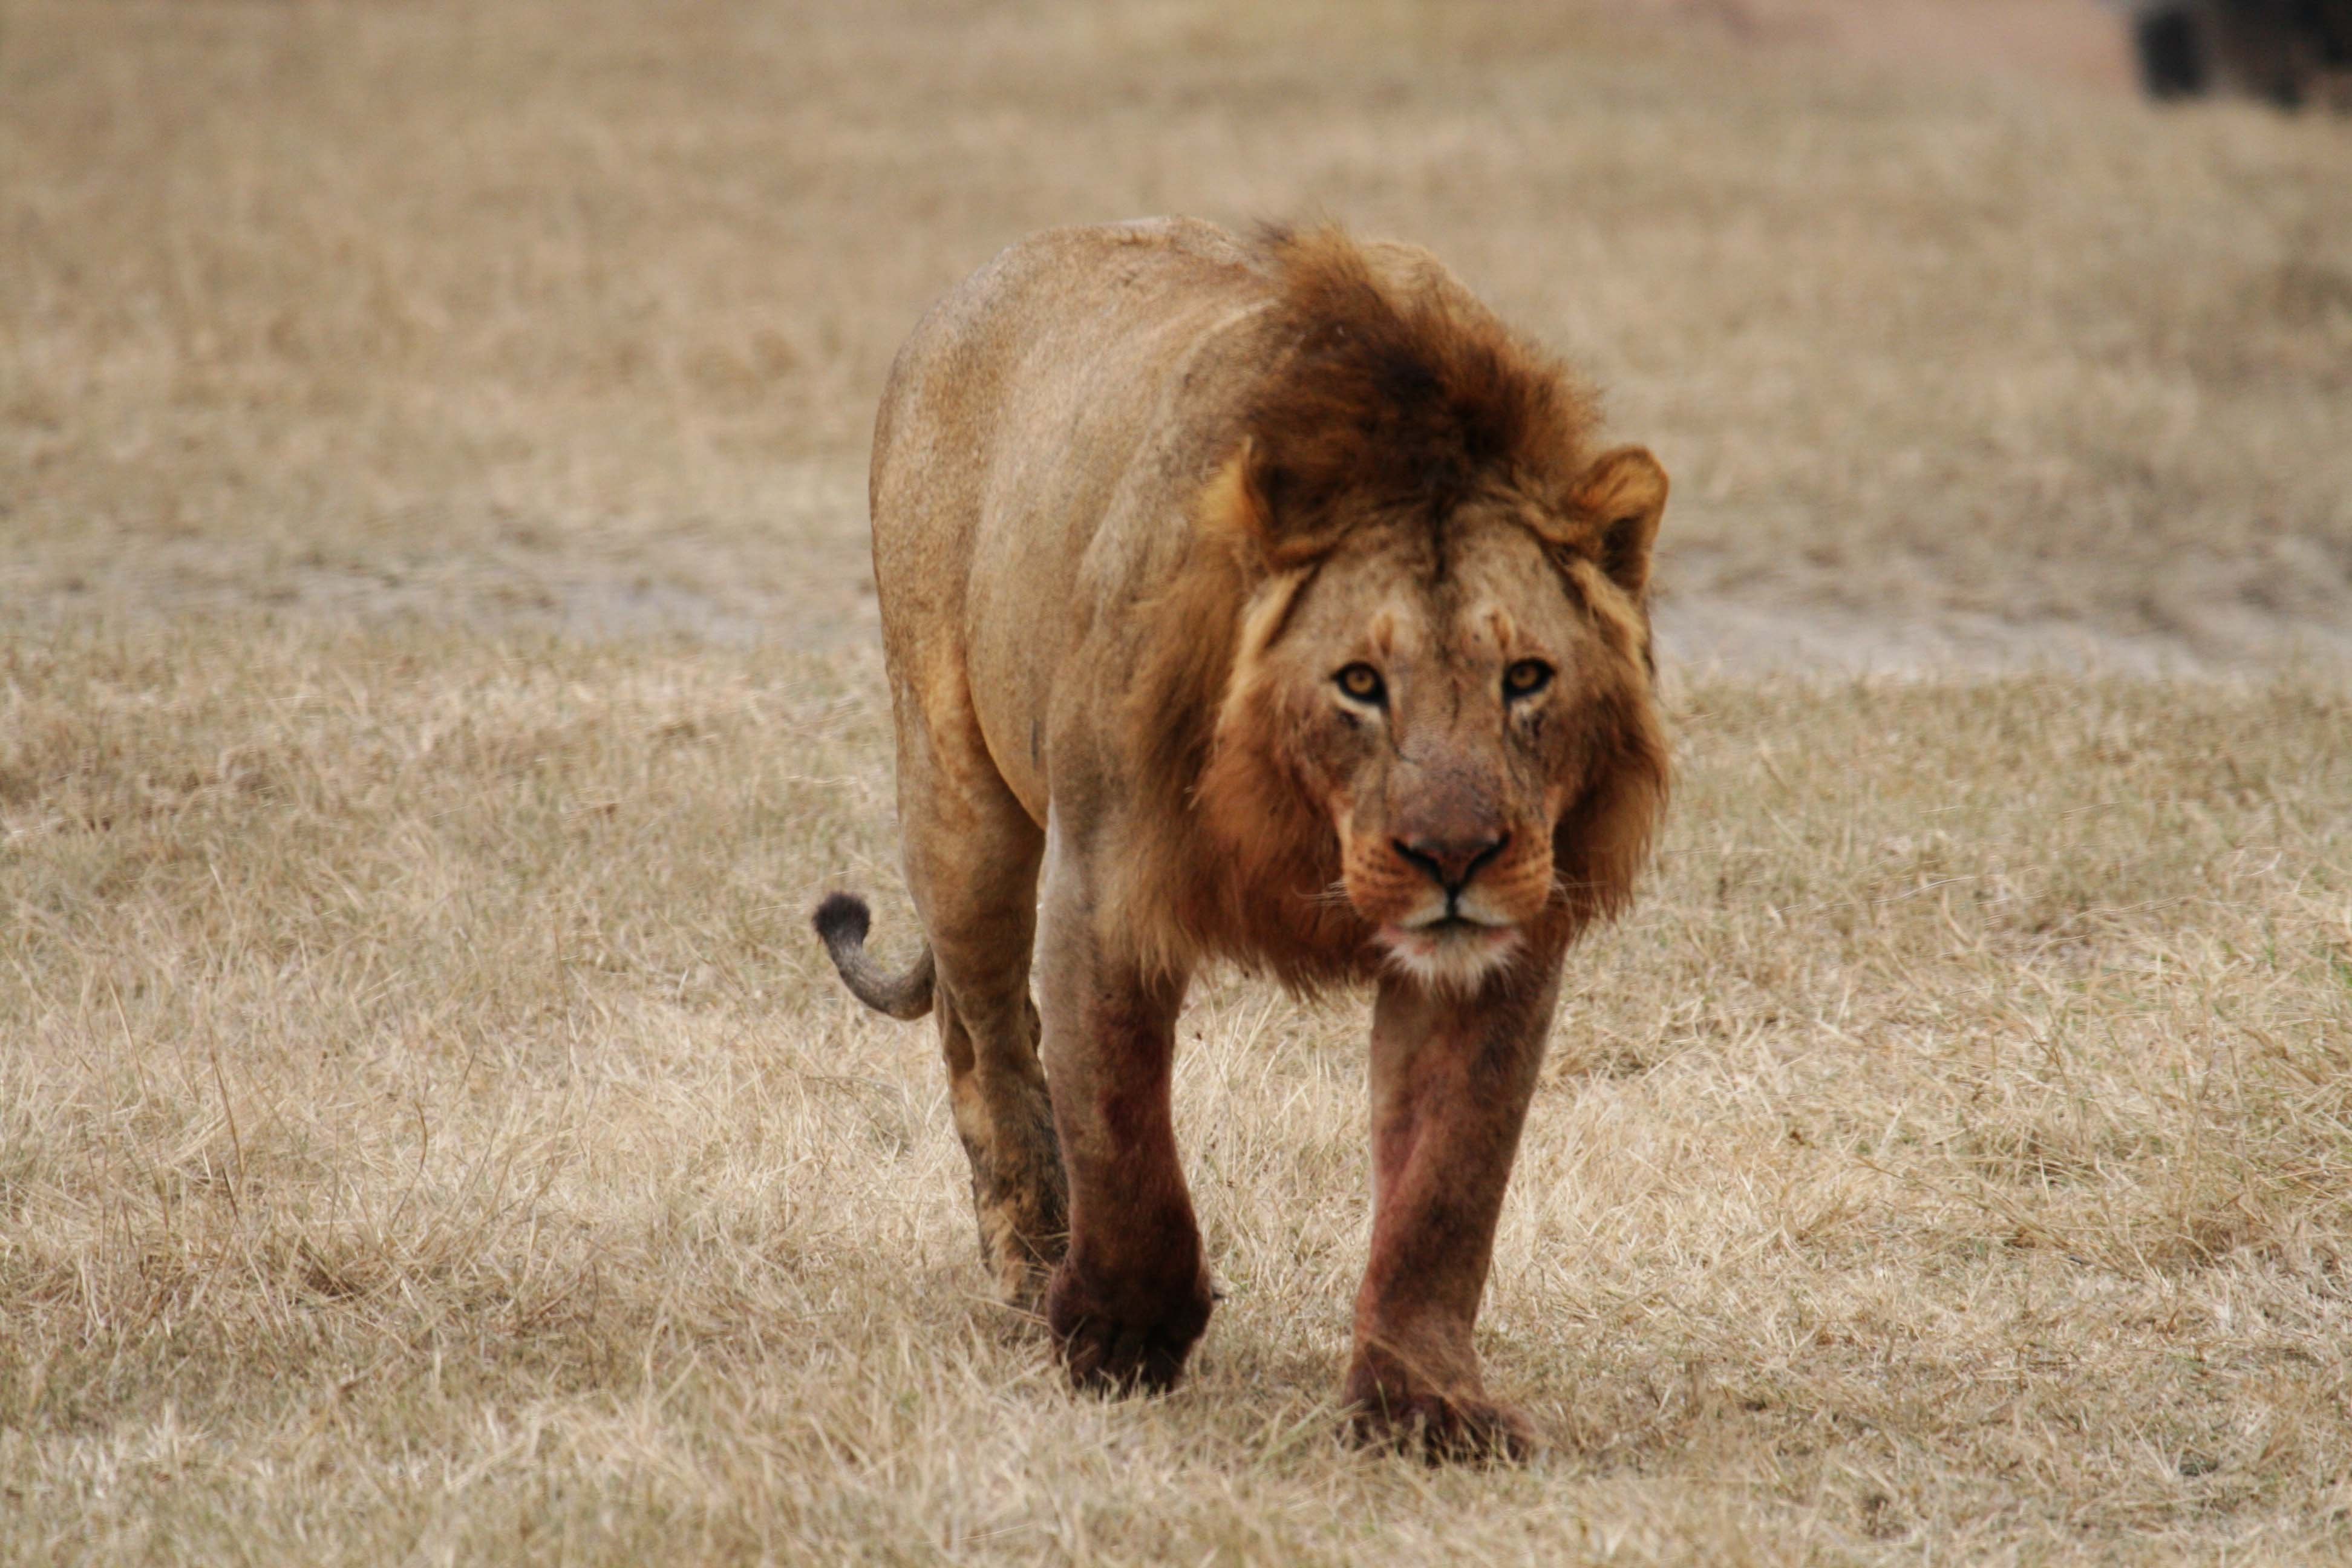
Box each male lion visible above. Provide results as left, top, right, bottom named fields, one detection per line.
left=815, top=218, right=1669, bottom=1459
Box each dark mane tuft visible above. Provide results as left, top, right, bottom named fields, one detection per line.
left=1244, top=226, right=1598, bottom=538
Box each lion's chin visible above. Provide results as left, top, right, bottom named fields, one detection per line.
left=1374, top=919, right=1523, bottom=993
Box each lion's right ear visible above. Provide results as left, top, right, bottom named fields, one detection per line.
left=1199, top=439, right=1276, bottom=564
left=1201, top=438, right=1327, bottom=570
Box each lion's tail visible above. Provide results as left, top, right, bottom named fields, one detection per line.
left=811, top=892, right=936, bottom=1021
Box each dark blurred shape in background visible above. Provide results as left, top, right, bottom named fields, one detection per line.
left=2118, top=0, right=2352, bottom=106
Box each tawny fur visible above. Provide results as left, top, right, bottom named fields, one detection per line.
left=816, top=218, right=1673, bottom=1449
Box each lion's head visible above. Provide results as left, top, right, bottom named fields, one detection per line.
left=1126, top=228, right=1670, bottom=991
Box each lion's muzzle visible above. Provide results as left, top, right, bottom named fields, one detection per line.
left=1347, top=808, right=1551, bottom=990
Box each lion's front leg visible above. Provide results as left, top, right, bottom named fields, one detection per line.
left=1034, top=820, right=1212, bottom=1395
left=1345, top=956, right=1564, bottom=1461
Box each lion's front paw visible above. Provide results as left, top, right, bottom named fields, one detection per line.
left=1045, top=1261, right=1213, bottom=1396
left=1344, top=1354, right=1538, bottom=1463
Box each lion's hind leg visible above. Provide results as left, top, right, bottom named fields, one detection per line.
left=932, top=985, right=1066, bottom=1309
left=893, top=716, right=1068, bottom=1312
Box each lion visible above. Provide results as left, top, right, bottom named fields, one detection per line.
left=814, top=218, right=1670, bottom=1459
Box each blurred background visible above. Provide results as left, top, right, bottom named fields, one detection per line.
left=7, top=10, right=2352, bottom=1555
left=5, top=0, right=2349, bottom=671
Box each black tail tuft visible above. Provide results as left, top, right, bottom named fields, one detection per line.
left=812, top=891, right=872, bottom=950
left=811, top=890, right=936, bottom=1021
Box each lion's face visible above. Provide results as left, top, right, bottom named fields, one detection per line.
left=1217, top=486, right=1659, bottom=991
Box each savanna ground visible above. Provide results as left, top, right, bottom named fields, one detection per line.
left=4, top=1, right=2351, bottom=1562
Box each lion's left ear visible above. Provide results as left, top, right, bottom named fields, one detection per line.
left=1569, top=446, right=1668, bottom=600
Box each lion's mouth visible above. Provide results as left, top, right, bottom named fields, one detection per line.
left=1422, top=915, right=1486, bottom=935
left=1394, top=903, right=1511, bottom=935
left=1375, top=916, right=1522, bottom=989
left=1389, top=915, right=1512, bottom=943
left=1383, top=912, right=1514, bottom=949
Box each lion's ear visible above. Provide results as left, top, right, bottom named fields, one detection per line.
left=1569, top=446, right=1668, bottom=600
left=1201, top=437, right=1327, bottom=569
left=1200, top=439, right=1276, bottom=562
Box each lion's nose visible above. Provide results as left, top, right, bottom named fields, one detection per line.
left=1392, top=832, right=1510, bottom=897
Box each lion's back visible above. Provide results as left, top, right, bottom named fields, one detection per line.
left=865, top=219, right=1278, bottom=811
left=870, top=217, right=1259, bottom=521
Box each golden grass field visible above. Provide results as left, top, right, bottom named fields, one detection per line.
left=4, top=1, right=2351, bottom=1562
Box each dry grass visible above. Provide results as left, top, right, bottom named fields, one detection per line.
left=4, top=620, right=2349, bottom=1563
left=6, top=0, right=2352, bottom=1562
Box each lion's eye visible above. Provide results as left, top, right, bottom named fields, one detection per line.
left=1503, top=659, right=1553, bottom=699
left=1334, top=663, right=1387, bottom=706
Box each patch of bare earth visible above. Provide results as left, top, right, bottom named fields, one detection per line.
left=1646, top=0, right=2137, bottom=93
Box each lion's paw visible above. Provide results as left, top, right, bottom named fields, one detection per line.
left=969, top=1159, right=1067, bottom=1314
left=1344, top=1362, right=1538, bottom=1463
left=1045, top=1262, right=1213, bottom=1396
